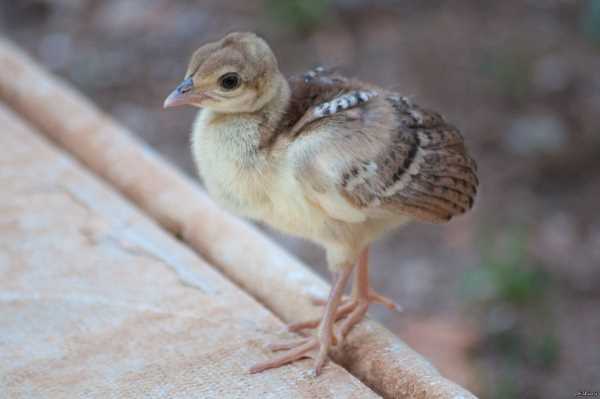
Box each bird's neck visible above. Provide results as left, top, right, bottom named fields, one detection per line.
left=255, top=73, right=291, bottom=133
left=195, top=73, right=291, bottom=160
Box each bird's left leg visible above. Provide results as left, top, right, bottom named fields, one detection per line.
left=288, top=247, right=401, bottom=333
left=250, top=263, right=353, bottom=375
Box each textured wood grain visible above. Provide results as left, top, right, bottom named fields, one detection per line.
left=0, top=38, right=477, bottom=399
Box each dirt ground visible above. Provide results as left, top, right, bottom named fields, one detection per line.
left=2, top=1, right=599, bottom=397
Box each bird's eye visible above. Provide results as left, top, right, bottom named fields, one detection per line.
left=218, top=73, right=241, bottom=91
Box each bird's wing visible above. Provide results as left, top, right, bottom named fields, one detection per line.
left=278, top=68, right=379, bottom=136
left=301, top=65, right=347, bottom=83
left=291, top=93, right=479, bottom=224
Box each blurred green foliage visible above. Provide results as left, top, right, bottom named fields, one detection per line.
left=462, top=229, right=549, bottom=306
left=264, top=0, right=330, bottom=32
left=528, top=333, right=560, bottom=370
left=478, top=50, right=532, bottom=104
left=490, top=371, right=519, bottom=399
left=581, top=0, right=600, bottom=44
left=462, top=228, right=560, bottom=398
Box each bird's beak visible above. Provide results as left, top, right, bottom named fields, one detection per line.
left=163, top=77, right=195, bottom=108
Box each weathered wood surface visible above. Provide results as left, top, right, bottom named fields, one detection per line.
left=0, top=37, right=477, bottom=398
left=0, top=104, right=379, bottom=398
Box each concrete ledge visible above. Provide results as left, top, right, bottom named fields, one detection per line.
left=0, top=104, right=379, bottom=398
left=0, top=38, right=476, bottom=399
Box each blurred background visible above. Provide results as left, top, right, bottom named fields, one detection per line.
left=2, top=0, right=599, bottom=397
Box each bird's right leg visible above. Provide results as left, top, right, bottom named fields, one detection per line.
left=250, top=263, right=353, bottom=375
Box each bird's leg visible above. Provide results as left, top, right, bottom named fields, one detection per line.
left=250, top=265, right=353, bottom=376
left=286, top=273, right=353, bottom=332
left=307, top=271, right=350, bottom=306
left=355, top=247, right=402, bottom=310
left=288, top=248, right=401, bottom=333
left=334, top=247, right=401, bottom=343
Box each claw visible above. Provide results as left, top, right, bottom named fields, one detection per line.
left=368, top=291, right=403, bottom=313
left=314, top=345, right=329, bottom=376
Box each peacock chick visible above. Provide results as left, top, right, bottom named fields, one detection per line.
left=164, top=32, right=478, bottom=376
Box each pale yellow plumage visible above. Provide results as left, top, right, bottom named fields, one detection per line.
left=164, top=31, right=478, bottom=376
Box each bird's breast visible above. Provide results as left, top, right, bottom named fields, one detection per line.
left=191, top=110, right=348, bottom=243
left=191, top=110, right=273, bottom=219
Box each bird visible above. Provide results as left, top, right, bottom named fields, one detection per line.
left=163, top=32, right=478, bottom=376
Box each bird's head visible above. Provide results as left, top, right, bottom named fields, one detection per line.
left=163, top=32, right=281, bottom=113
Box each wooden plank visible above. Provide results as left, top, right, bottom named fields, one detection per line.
left=0, top=104, right=379, bottom=398
left=0, top=38, right=477, bottom=399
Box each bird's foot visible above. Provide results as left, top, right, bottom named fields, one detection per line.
left=287, top=299, right=355, bottom=332
left=249, top=335, right=333, bottom=376
left=333, top=298, right=369, bottom=345
left=332, top=290, right=404, bottom=344
left=290, top=290, right=401, bottom=333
